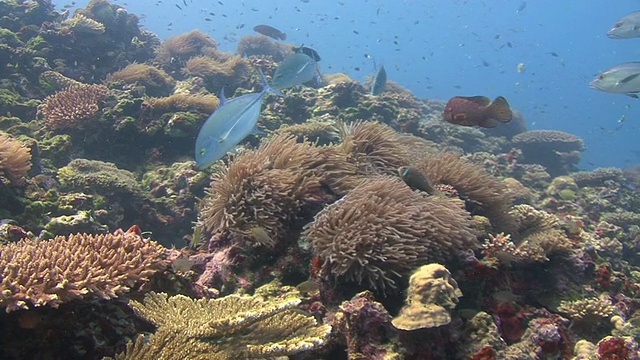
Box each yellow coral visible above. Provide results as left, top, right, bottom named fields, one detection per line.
left=557, top=297, right=615, bottom=323
left=109, top=290, right=331, bottom=359
left=392, top=264, right=462, bottom=331
left=0, top=131, right=31, bottom=185
left=0, top=232, right=167, bottom=312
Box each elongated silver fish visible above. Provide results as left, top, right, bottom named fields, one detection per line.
left=371, top=65, right=387, bottom=95
left=607, top=11, right=640, bottom=39
left=590, top=62, right=640, bottom=98
left=272, top=52, right=318, bottom=89
left=195, top=69, right=284, bottom=169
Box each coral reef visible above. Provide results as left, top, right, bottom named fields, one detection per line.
left=109, top=289, right=331, bottom=359
left=391, top=264, right=462, bottom=331
left=0, top=131, right=31, bottom=185
left=305, top=176, right=478, bottom=290
left=0, top=231, right=167, bottom=312
left=38, top=83, right=109, bottom=130
left=106, top=63, right=175, bottom=97
left=236, top=34, right=293, bottom=62
left=512, top=129, right=585, bottom=176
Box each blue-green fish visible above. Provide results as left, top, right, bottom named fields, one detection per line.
left=195, top=69, right=284, bottom=169
left=371, top=65, right=387, bottom=95
left=272, top=52, right=318, bottom=89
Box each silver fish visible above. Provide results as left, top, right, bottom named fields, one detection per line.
left=590, top=62, right=640, bottom=98
left=371, top=65, right=387, bottom=95
left=272, top=53, right=318, bottom=89
left=195, top=69, right=284, bottom=169
left=608, top=11, right=640, bottom=39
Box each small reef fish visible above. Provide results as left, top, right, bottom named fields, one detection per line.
left=292, top=44, right=321, bottom=62
left=195, top=69, right=284, bottom=169
left=607, top=11, right=640, bottom=39
left=398, top=166, right=435, bottom=195
left=253, top=24, right=286, bottom=40
left=590, top=62, right=640, bottom=98
left=272, top=52, right=318, bottom=89
left=443, top=96, right=512, bottom=128
left=296, top=279, right=320, bottom=294
left=371, top=65, right=387, bottom=95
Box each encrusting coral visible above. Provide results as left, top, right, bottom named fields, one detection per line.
left=0, top=131, right=31, bottom=185
left=416, top=152, right=517, bottom=233
left=38, top=83, right=109, bottom=130
left=0, top=231, right=167, bottom=312
left=305, top=176, right=478, bottom=290
left=108, top=289, right=331, bottom=359
left=391, top=263, right=462, bottom=331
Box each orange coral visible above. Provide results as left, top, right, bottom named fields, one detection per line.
left=0, top=232, right=167, bottom=312
left=39, top=83, right=109, bottom=130
left=305, top=176, right=478, bottom=290
left=0, top=132, right=31, bottom=185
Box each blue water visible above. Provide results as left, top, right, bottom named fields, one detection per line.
left=69, top=0, right=640, bottom=169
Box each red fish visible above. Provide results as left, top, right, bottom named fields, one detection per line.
left=253, top=24, right=286, bottom=40
left=443, top=96, right=512, bottom=128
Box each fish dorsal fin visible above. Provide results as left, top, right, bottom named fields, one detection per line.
left=618, top=73, right=640, bottom=85
left=465, top=96, right=492, bottom=106
left=219, top=87, right=227, bottom=105
left=485, top=96, right=513, bottom=123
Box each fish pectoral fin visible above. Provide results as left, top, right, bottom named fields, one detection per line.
left=465, top=96, right=492, bottom=106
left=486, top=96, right=513, bottom=122
left=479, top=118, right=499, bottom=128
left=453, top=113, right=467, bottom=122
left=625, top=93, right=640, bottom=99
left=618, top=73, right=640, bottom=85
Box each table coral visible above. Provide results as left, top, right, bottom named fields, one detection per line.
left=109, top=290, right=331, bottom=359
left=305, top=176, right=478, bottom=290
left=0, top=232, right=167, bottom=312
left=512, top=129, right=584, bottom=176
left=0, top=131, right=31, bottom=185
left=391, top=264, right=462, bottom=331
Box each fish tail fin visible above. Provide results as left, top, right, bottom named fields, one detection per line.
left=258, top=68, right=286, bottom=97
left=486, top=96, right=513, bottom=123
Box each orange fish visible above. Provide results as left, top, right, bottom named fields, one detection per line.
left=443, top=96, right=512, bottom=128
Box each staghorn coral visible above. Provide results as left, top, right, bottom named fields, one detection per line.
left=305, top=176, right=478, bottom=290
left=156, top=30, right=218, bottom=66
left=338, top=120, right=411, bottom=176
left=105, top=63, right=175, bottom=97
left=182, top=55, right=251, bottom=93
left=38, top=83, right=109, bottom=130
left=236, top=34, right=293, bottom=62
left=109, top=290, right=331, bottom=359
left=0, top=131, right=31, bottom=185
left=416, top=152, right=517, bottom=233
left=0, top=232, right=167, bottom=312
left=199, top=134, right=357, bottom=248
left=557, top=297, right=615, bottom=324
left=391, top=264, right=462, bottom=331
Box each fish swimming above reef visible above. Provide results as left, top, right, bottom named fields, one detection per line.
left=253, top=24, right=286, bottom=40
left=590, top=62, right=640, bottom=98
left=371, top=65, right=387, bottom=95
left=292, top=44, right=321, bottom=61
left=194, top=69, right=284, bottom=169
left=443, top=96, right=512, bottom=128
left=607, top=11, right=640, bottom=39
left=271, top=52, right=318, bottom=89
left=398, top=166, right=435, bottom=195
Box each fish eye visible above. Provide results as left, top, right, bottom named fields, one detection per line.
left=597, top=74, right=605, bottom=80
left=199, top=148, right=206, bottom=156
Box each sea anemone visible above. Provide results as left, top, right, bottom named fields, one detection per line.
left=106, top=63, right=175, bottom=96
left=0, top=132, right=31, bottom=185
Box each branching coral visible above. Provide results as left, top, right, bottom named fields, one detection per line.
left=416, top=152, right=517, bottom=233
left=106, top=63, right=175, bottom=97
left=0, top=232, right=167, bottom=312
left=108, top=290, right=331, bottom=359
left=557, top=297, right=615, bottom=324
left=199, top=134, right=357, bottom=247
left=305, top=176, right=478, bottom=290
left=338, top=120, right=411, bottom=176
left=38, top=83, right=109, bottom=130
left=0, top=131, right=31, bottom=185
left=391, top=264, right=462, bottom=331
left=236, top=34, right=293, bottom=62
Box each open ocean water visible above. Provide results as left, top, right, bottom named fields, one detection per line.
left=69, top=0, right=640, bottom=170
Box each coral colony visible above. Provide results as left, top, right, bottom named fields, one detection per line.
left=1, top=0, right=640, bottom=359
